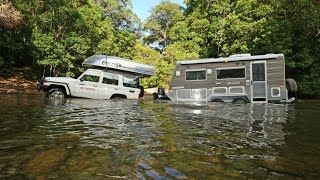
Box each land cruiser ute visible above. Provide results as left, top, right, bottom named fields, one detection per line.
left=37, top=55, right=156, bottom=99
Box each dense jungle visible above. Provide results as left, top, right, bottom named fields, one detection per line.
left=0, top=0, right=319, bottom=97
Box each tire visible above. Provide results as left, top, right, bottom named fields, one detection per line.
left=286, top=78, right=297, bottom=98
left=232, top=98, right=248, bottom=104
left=286, top=78, right=297, bottom=93
left=110, top=94, right=127, bottom=99
left=47, top=88, right=66, bottom=100
left=212, top=99, right=224, bottom=103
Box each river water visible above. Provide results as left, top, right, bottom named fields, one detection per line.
left=0, top=94, right=319, bottom=179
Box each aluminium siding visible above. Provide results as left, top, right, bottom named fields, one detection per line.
left=169, top=55, right=286, bottom=102
left=266, top=58, right=286, bottom=100
left=169, top=61, right=251, bottom=92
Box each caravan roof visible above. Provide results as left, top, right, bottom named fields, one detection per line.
left=178, top=54, right=284, bottom=65
left=82, top=55, right=156, bottom=77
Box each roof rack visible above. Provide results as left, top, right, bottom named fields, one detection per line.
left=82, top=55, right=156, bottom=77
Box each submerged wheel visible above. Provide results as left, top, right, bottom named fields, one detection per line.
left=232, top=98, right=248, bottom=104
left=47, top=88, right=66, bottom=100
left=110, top=94, right=127, bottom=99
left=212, top=99, right=224, bottom=103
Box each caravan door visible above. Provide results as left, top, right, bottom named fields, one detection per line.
left=251, top=61, right=267, bottom=103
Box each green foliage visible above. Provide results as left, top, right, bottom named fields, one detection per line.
left=0, top=56, right=4, bottom=69
left=164, top=42, right=199, bottom=63
left=0, top=19, right=34, bottom=69
left=144, top=1, right=184, bottom=50
left=29, top=1, right=99, bottom=76
left=150, top=0, right=319, bottom=97
left=1, top=0, right=319, bottom=97
left=132, top=42, right=174, bottom=89
left=278, top=0, right=320, bottom=97
left=1, top=0, right=140, bottom=78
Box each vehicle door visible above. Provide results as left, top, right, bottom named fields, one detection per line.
left=121, top=75, right=140, bottom=99
left=74, top=73, right=101, bottom=98
left=250, top=61, right=267, bottom=103
left=98, top=72, right=120, bottom=99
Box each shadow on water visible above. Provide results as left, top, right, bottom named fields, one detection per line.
left=0, top=95, right=319, bottom=179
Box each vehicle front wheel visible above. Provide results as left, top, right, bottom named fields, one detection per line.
left=232, top=98, right=248, bottom=104
left=47, top=88, right=66, bottom=100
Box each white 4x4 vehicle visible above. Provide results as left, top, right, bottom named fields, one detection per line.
left=37, top=55, right=156, bottom=100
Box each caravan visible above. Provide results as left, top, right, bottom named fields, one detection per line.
left=155, top=54, right=296, bottom=103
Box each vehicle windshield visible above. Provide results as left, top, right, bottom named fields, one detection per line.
left=123, top=76, right=139, bottom=88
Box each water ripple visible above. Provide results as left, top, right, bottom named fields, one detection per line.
left=1, top=95, right=319, bottom=178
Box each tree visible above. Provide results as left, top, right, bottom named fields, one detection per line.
left=279, top=0, right=320, bottom=96
left=2, top=0, right=141, bottom=77
left=1, top=0, right=319, bottom=97
left=144, top=0, right=184, bottom=51
left=0, top=0, right=31, bottom=71
left=183, top=0, right=320, bottom=97
left=183, top=0, right=284, bottom=57
left=132, top=42, right=174, bottom=88
left=94, top=0, right=141, bottom=31
left=28, top=0, right=113, bottom=76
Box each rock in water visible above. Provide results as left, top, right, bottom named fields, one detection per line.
left=137, top=162, right=152, bottom=170
left=146, top=170, right=170, bottom=180
left=165, top=167, right=187, bottom=179
left=23, top=148, right=69, bottom=177
left=58, top=134, right=80, bottom=143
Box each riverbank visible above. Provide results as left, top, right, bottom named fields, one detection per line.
left=0, top=67, right=41, bottom=95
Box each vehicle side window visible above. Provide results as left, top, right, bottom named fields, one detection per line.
left=102, top=73, right=119, bottom=85
left=123, top=76, right=139, bottom=88
left=186, top=70, right=206, bottom=81
left=216, top=67, right=245, bottom=79
left=82, top=74, right=100, bottom=82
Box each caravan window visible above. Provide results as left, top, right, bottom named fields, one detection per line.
left=216, top=67, right=245, bottom=79
left=186, top=69, right=206, bottom=81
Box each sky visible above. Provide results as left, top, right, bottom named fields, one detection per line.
left=132, top=0, right=185, bottom=22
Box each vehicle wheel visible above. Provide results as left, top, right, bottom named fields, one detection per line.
left=232, top=98, right=248, bottom=104
left=47, top=88, right=66, bottom=100
left=110, top=94, right=127, bottom=99
left=111, top=97, right=124, bottom=99
left=212, top=99, right=224, bottom=103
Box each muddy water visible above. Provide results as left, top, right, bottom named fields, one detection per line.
left=0, top=94, right=319, bottom=179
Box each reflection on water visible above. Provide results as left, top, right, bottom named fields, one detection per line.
left=0, top=95, right=319, bottom=179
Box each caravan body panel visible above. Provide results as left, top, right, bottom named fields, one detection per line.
left=168, top=54, right=287, bottom=103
